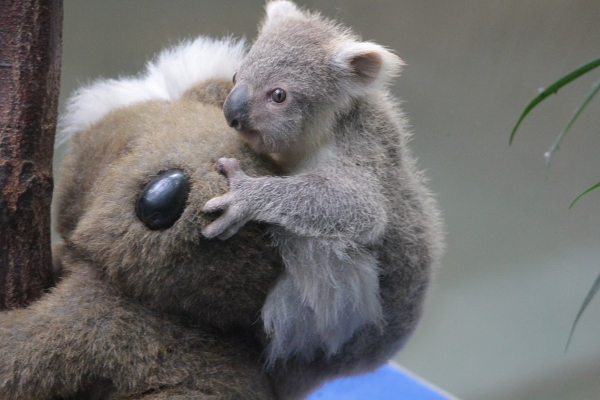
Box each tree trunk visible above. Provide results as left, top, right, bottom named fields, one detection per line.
left=0, top=0, right=63, bottom=310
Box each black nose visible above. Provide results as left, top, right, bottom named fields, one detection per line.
left=223, top=85, right=251, bottom=131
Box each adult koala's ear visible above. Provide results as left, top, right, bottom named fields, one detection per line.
left=333, top=42, right=404, bottom=93
left=261, top=0, right=302, bottom=30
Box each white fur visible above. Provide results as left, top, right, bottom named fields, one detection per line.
left=264, top=0, right=301, bottom=27
left=333, top=41, right=404, bottom=92
left=58, top=36, right=246, bottom=147
left=263, top=232, right=383, bottom=365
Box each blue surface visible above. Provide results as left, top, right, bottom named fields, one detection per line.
left=306, top=364, right=455, bottom=400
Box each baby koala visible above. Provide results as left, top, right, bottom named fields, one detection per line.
left=203, top=0, right=443, bottom=375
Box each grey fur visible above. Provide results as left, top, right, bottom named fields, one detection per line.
left=202, top=0, right=444, bottom=381
left=0, top=3, right=443, bottom=399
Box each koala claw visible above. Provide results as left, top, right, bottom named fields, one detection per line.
left=215, top=157, right=244, bottom=181
left=202, top=193, right=232, bottom=213
left=202, top=159, right=254, bottom=239
left=216, top=220, right=249, bottom=240
left=202, top=202, right=251, bottom=240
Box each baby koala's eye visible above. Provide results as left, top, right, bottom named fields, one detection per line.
left=136, top=169, right=190, bottom=230
left=232, top=72, right=237, bottom=84
left=271, top=88, right=286, bottom=103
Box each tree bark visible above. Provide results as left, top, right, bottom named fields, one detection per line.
left=0, top=0, right=63, bottom=310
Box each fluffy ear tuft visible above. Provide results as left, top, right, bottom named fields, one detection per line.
left=56, top=37, right=245, bottom=148
left=262, top=1, right=301, bottom=28
left=334, top=42, right=404, bottom=91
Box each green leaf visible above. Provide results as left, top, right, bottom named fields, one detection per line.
left=545, top=79, right=600, bottom=166
left=510, top=56, right=600, bottom=145
left=569, top=181, right=600, bottom=209
left=566, top=270, right=600, bottom=350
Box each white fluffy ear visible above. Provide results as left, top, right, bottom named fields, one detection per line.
left=262, top=1, right=301, bottom=28
left=334, top=42, right=404, bottom=91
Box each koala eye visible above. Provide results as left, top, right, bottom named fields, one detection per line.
left=271, top=88, right=286, bottom=103
left=232, top=72, right=237, bottom=84
left=136, top=169, right=190, bottom=230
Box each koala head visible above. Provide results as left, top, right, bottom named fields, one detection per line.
left=222, top=0, right=403, bottom=157
left=54, top=38, right=283, bottom=330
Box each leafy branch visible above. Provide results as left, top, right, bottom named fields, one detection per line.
left=510, top=56, right=600, bottom=348
left=510, top=56, right=600, bottom=144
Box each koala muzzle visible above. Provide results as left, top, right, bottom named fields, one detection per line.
left=223, top=85, right=251, bottom=132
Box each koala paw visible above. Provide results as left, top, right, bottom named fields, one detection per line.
left=214, top=157, right=245, bottom=181
left=202, top=158, right=254, bottom=240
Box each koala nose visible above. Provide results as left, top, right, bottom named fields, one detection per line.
left=223, top=85, right=251, bottom=132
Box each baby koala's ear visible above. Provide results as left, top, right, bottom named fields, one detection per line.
left=333, top=41, right=404, bottom=92
left=262, top=0, right=302, bottom=30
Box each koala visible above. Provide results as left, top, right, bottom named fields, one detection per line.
left=0, top=5, right=442, bottom=399
left=202, top=2, right=443, bottom=395
left=0, top=37, right=283, bottom=400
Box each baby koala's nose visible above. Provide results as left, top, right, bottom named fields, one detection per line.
left=223, top=85, right=251, bottom=132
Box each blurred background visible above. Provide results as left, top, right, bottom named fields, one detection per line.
left=57, top=1, right=600, bottom=399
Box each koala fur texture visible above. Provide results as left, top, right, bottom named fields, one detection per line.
left=202, top=0, right=443, bottom=383
left=0, top=38, right=282, bottom=400
left=0, top=3, right=442, bottom=400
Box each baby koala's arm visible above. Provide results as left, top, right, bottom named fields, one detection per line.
left=202, top=157, right=388, bottom=241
